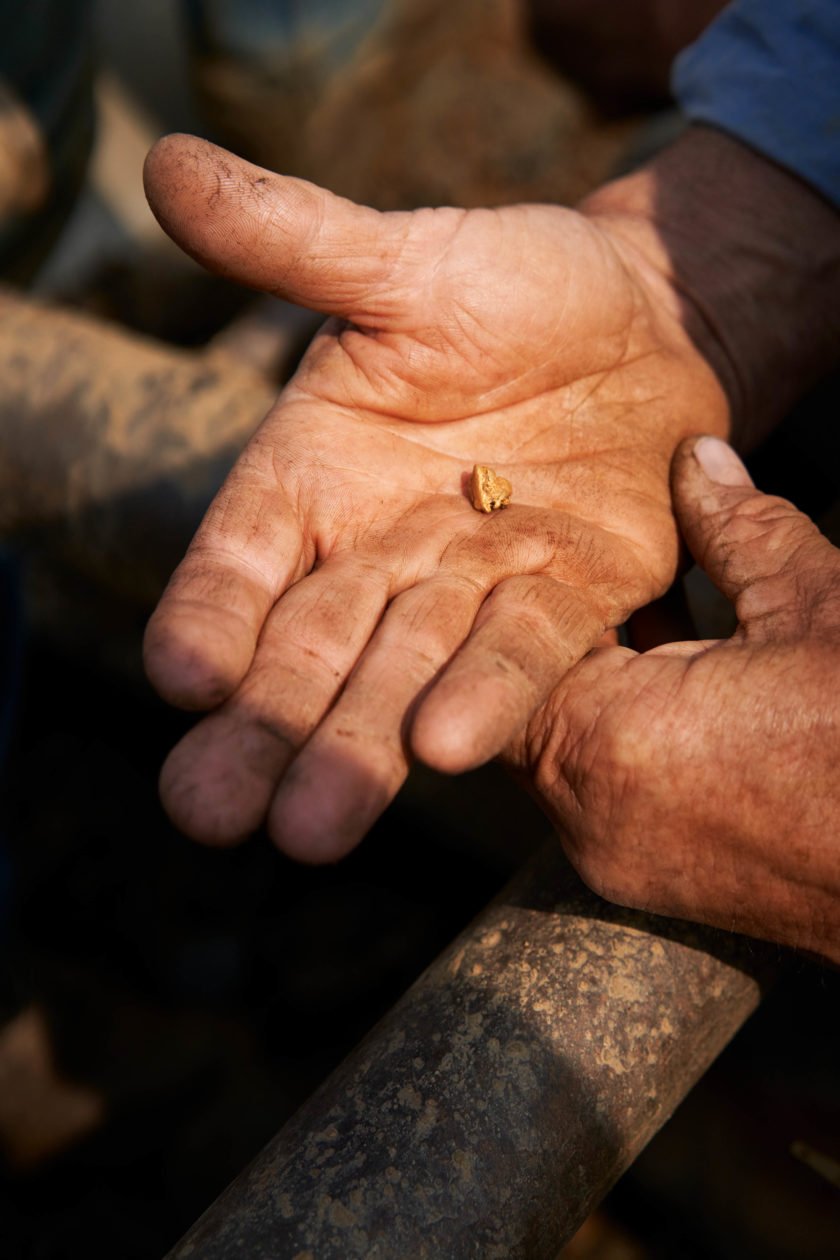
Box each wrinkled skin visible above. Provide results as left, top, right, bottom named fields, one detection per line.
left=142, top=134, right=727, bottom=861
left=508, top=436, right=840, bottom=965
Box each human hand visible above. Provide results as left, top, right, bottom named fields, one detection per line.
left=142, top=134, right=728, bottom=860
left=507, top=436, right=840, bottom=965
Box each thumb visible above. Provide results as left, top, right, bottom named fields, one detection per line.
left=143, top=134, right=416, bottom=326
left=671, top=435, right=840, bottom=632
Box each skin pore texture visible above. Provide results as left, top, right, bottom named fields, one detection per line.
left=507, top=436, right=840, bottom=966
left=142, top=123, right=840, bottom=961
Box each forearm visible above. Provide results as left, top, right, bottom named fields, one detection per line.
left=580, top=124, right=840, bottom=451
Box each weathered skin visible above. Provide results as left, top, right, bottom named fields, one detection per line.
left=139, top=132, right=730, bottom=857
left=508, top=437, right=840, bottom=966
left=166, top=845, right=765, bottom=1259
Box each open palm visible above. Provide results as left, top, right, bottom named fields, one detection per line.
left=143, top=135, right=729, bottom=860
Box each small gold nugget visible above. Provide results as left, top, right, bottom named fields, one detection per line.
left=470, top=464, right=512, bottom=513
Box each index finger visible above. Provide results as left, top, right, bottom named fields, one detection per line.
left=143, top=433, right=306, bottom=710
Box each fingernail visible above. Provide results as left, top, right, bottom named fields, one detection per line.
left=692, top=436, right=753, bottom=487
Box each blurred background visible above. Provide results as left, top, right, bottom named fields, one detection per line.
left=0, top=1, right=839, bottom=1256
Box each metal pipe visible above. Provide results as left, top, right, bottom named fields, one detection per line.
left=167, top=841, right=768, bottom=1259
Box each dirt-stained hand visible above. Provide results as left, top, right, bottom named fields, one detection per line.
left=507, top=437, right=840, bottom=965
left=142, top=135, right=727, bottom=861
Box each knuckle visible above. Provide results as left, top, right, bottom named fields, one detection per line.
left=728, top=494, right=815, bottom=555
left=387, top=580, right=477, bottom=659
left=704, top=495, right=821, bottom=586
left=736, top=534, right=840, bottom=630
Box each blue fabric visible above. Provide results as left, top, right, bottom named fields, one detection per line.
left=672, top=0, right=840, bottom=207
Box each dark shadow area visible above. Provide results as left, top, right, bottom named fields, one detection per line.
left=601, top=960, right=840, bottom=1260
left=0, top=624, right=540, bottom=1258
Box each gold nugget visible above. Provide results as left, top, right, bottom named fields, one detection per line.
left=470, top=464, right=512, bottom=513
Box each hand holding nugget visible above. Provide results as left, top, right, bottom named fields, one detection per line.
left=142, top=132, right=731, bottom=860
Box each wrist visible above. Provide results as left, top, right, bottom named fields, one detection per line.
left=579, top=125, right=840, bottom=450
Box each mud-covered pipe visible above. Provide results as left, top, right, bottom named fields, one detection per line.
left=167, top=843, right=767, bottom=1259
left=0, top=285, right=276, bottom=603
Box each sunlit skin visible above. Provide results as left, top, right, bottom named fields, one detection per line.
left=142, top=134, right=728, bottom=861
left=141, top=116, right=840, bottom=961
left=507, top=436, right=840, bottom=966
